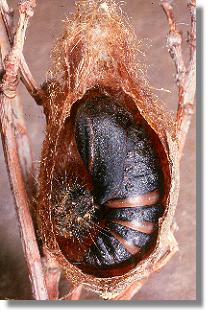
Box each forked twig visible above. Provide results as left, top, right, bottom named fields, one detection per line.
left=0, top=0, right=48, bottom=300
left=0, top=0, right=44, bottom=104
left=0, top=0, right=35, bottom=192
left=161, top=0, right=196, bottom=155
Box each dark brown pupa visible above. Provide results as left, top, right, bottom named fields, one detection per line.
left=38, top=0, right=180, bottom=299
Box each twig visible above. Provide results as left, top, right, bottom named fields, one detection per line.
left=0, top=0, right=48, bottom=300
left=161, top=0, right=196, bottom=155
left=0, top=0, right=14, bottom=41
left=0, top=0, right=44, bottom=104
left=0, top=0, right=35, bottom=191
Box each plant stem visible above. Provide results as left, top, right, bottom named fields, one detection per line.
left=161, top=0, right=196, bottom=155
left=0, top=0, right=48, bottom=299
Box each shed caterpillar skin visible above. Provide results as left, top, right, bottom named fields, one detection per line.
left=51, top=93, right=165, bottom=278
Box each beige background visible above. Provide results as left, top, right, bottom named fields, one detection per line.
left=0, top=0, right=196, bottom=300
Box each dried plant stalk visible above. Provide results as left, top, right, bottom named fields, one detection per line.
left=0, top=0, right=44, bottom=104
left=161, top=0, right=196, bottom=155
left=0, top=0, right=48, bottom=300
left=0, top=1, right=34, bottom=193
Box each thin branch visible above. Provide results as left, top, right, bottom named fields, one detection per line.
left=0, top=0, right=48, bottom=300
left=0, top=0, right=44, bottom=104
left=0, top=2, right=11, bottom=64
left=161, top=0, right=196, bottom=154
left=2, top=0, right=37, bottom=98
left=187, top=0, right=196, bottom=58
left=0, top=0, right=34, bottom=195
left=0, top=0, right=14, bottom=42
left=161, top=1, right=186, bottom=88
